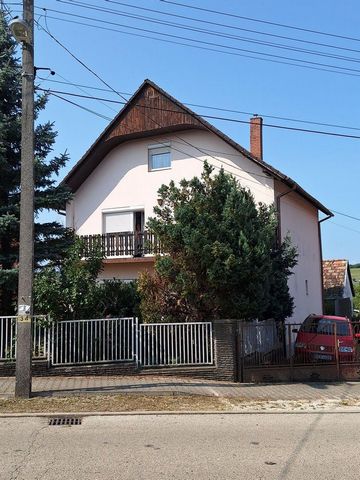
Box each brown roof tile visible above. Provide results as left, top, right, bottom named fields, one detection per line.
left=323, top=259, right=349, bottom=298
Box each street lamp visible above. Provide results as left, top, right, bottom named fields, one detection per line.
left=9, top=17, right=29, bottom=43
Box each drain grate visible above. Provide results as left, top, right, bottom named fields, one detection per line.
left=48, top=417, right=82, bottom=426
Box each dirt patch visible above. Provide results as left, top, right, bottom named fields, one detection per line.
left=0, top=394, right=228, bottom=414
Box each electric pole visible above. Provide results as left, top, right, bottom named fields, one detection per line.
left=14, top=0, right=35, bottom=398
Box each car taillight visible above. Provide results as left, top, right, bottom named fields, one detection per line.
left=338, top=346, right=353, bottom=353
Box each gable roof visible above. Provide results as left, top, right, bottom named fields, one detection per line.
left=62, top=79, right=332, bottom=216
left=323, top=259, right=355, bottom=298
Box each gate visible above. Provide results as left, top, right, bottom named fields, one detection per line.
left=238, top=320, right=360, bottom=383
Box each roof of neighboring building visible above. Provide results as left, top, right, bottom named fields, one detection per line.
left=323, top=259, right=355, bottom=298
left=62, top=79, right=332, bottom=216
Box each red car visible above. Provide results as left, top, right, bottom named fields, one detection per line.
left=294, top=314, right=357, bottom=363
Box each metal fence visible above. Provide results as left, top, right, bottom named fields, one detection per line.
left=139, top=322, right=213, bottom=367
left=240, top=320, right=360, bottom=368
left=51, top=317, right=137, bottom=366
left=0, top=315, right=49, bottom=361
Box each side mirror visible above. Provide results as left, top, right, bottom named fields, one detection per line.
left=354, top=333, right=360, bottom=339
left=292, top=328, right=298, bottom=333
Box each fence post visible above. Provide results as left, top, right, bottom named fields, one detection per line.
left=47, top=318, right=51, bottom=368
left=334, top=322, right=340, bottom=380
left=134, top=317, right=139, bottom=367
left=213, top=319, right=238, bottom=381
left=288, top=324, right=294, bottom=381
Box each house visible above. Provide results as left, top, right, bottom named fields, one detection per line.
left=323, top=259, right=355, bottom=317
left=63, top=79, right=332, bottom=324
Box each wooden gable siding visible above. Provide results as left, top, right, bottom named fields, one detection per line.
left=105, top=84, right=203, bottom=141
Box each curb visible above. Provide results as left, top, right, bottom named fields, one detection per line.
left=1, top=408, right=360, bottom=418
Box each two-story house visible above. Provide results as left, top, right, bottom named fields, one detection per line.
left=63, top=79, right=332, bottom=324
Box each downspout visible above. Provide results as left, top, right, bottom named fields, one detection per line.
left=318, top=213, right=333, bottom=313
left=275, top=186, right=296, bottom=246
left=275, top=186, right=296, bottom=353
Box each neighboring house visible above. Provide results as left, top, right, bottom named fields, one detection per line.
left=323, top=259, right=355, bottom=317
left=63, top=79, right=332, bottom=324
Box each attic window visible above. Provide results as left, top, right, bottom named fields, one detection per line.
left=148, top=144, right=171, bottom=171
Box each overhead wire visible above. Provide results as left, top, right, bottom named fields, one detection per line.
left=160, top=0, right=360, bottom=44
left=55, top=0, right=360, bottom=65
left=91, top=0, right=360, bottom=55
left=36, top=87, right=360, bottom=140
left=37, top=76, right=360, bottom=133
left=34, top=8, right=360, bottom=78
left=33, top=7, right=360, bottom=73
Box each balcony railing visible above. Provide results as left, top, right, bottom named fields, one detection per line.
left=81, top=231, right=162, bottom=258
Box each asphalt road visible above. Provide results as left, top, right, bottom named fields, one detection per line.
left=1, top=413, right=360, bottom=480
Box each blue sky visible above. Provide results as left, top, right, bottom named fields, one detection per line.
left=9, top=0, right=360, bottom=262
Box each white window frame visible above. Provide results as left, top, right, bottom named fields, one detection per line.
left=148, top=143, right=171, bottom=172
left=102, top=206, right=145, bottom=234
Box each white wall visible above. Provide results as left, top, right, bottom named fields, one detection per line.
left=277, top=182, right=323, bottom=324
left=98, top=262, right=153, bottom=281
left=66, top=129, right=274, bottom=233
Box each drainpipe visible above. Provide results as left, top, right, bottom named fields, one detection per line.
left=275, top=186, right=296, bottom=356
left=318, top=213, right=333, bottom=314
left=275, top=186, right=296, bottom=246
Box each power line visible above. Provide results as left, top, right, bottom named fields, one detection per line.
left=35, top=8, right=360, bottom=78
left=37, top=87, right=360, bottom=140
left=54, top=71, right=118, bottom=114
left=330, top=210, right=360, bottom=222
left=328, top=221, right=360, bottom=235
left=160, top=0, right=360, bottom=44
left=38, top=76, right=360, bottom=133
left=94, top=0, right=360, bottom=55
left=50, top=92, right=113, bottom=121
left=55, top=0, right=360, bottom=65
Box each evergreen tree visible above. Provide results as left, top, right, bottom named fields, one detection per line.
left=0, top=12, right=72, bottom=314
left=139, top=163, right=298, bottom=322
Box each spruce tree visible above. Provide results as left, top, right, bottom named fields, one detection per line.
left=139, top=163, right=298, bottom=323
left=0, top=12, right=72, bottom=314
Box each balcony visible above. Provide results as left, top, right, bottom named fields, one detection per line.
left=81, top=231, right=162, bottom=259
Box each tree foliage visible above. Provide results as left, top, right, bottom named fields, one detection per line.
left=0, top=12, right=72, bottom=314
left=139, top=163, right=297, bottom=322
left=34, top=239, right=139, bottom=321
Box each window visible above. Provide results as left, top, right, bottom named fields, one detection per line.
left=148, top=145, right=171, bottom=171
left=300, top=316, right=350, bottom=336
left=103, top=210, right=145, bottom=234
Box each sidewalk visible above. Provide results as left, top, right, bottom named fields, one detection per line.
left=1, top=375, right=360, bottom=401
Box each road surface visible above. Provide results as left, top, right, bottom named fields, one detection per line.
left=1, top=413, right=359, bottom=479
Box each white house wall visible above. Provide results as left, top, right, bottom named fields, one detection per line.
left=276, top=181, right=323, bottom=324
left=66, top=129, right=275, bottom=233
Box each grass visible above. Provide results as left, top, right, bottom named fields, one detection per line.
left=1, top=394, right=360, bottom=414
left=0, top=394, right=228, bottom=414
left=351, top=268, right=360, bottom=283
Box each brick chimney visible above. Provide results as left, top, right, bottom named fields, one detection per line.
left=250, top=116, right=263, bottom=160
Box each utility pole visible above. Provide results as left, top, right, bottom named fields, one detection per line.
left=14, top=0, right=35, bottom=398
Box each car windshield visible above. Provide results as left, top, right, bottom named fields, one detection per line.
left=300, top=317, right=350, bottom=336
